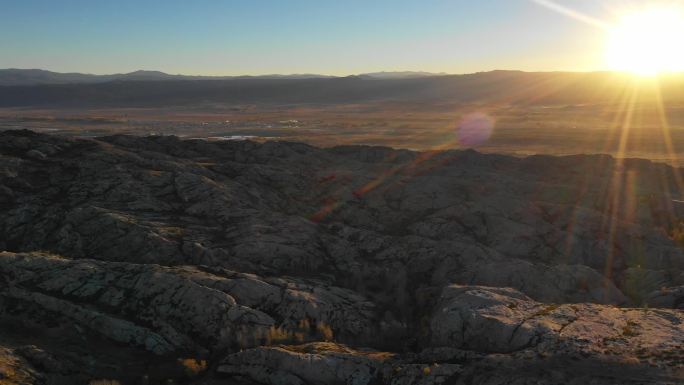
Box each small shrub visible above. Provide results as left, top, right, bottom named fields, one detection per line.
left=263, top=319, right=335, bottom=345
left=622, top=320, right=639, bottom=337
left=534, top=304, right=559, bottom=317
left=670, top=221, right=684, bottom=247
left=317, top=322, right=334, bottom=341
left=178, top=358, right=208, bottom=377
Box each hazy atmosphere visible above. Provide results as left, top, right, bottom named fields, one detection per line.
left=3, top=1, right=684, bottom=385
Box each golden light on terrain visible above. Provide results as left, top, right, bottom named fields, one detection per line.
left=605, top=6, right=684, bottom=75
left=530, top=1, right=684, bottom=285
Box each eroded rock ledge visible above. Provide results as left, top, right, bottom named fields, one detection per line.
left=2, top=252, right=683, bottom=384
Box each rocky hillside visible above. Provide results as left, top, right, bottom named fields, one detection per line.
left=1, top=129, right=684, bottom=384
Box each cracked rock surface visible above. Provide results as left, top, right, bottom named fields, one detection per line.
left=1, top=129, right=684, bottom=384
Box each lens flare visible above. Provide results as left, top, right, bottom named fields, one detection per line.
left=457, top=112, right=495, bottom=147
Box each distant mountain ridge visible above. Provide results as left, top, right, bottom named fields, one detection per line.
left=0, top=69, right=336, bottom=86
left=357, top=71, right=449, bottom=79
left=0, top=69, right=450, bottom=86
left=3, top=69, right=683, bottom=108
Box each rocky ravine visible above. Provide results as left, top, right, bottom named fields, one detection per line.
left=1, top=129, right=684, bottom=384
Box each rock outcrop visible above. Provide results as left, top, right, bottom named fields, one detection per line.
left=0, top=252, right=378, bottom=354
left=218, top=342, right=390, bottom=385
left=2, top=129, right=684, bottom=383
left=217, top=286, right=684, bottom=385
left=430, top=285, right=684, bottom=360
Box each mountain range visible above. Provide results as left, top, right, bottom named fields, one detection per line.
left=0, top=68, right=447, bottom=86
left=1, top=69, right=683, bottom=108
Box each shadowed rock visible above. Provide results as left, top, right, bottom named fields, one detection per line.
left=2, top=130, right=684, bottom=383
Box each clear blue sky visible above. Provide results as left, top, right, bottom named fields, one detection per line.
left=0, top=0, right=623, bottom=75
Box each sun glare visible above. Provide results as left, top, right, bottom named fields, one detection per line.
left=605, top=6, right=684, bottom=76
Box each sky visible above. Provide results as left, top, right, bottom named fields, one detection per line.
left=0, top=0, right=652, bottom=75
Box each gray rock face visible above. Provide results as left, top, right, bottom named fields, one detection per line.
left=4, top=130, right=683, bottom=307
left=218, top=286, right=684, bottom=385
left=0, top=252, right=377, bottom=355
left=430, top=285, right=684, bottom=359
left=645, top=285, right=684, bottom=309
left=218, top=342, right=390, bottom=385
left=2, top=130, right=684, bottom=384
left=425, top=285, right=684, bottom=385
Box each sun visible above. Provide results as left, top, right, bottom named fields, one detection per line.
left=605, top=6, right=684, bottom=76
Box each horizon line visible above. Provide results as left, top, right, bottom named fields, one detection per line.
left=2, top=67, right=668, bottom=78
